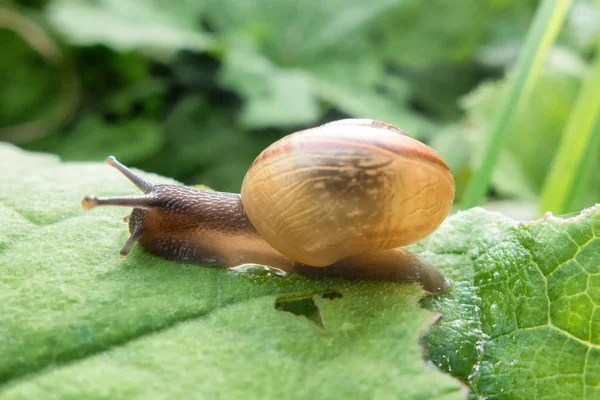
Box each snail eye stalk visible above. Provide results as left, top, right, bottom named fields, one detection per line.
left=105, top=156, right=154, bottom=194
left=81, top=157, right=160, bottom=211
left=81, top=195, right=158, bottom=210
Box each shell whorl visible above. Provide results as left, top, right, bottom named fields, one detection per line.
left=241, top=119, right=455, bottom=266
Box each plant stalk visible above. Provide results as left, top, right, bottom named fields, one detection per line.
left=460, top=0, right=574, bottom=209
left=539, top=45, right=600, bottom=214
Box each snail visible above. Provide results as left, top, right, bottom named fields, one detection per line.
left=82, top=119, right=455, bottom=294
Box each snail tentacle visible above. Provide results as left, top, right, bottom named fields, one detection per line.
left=81, top=159, right=160, bottom=211
left=120, top=225, right=145, bottom=257
left=81, top=195, right=159, bottom=210
left=105, top=155, right=154, bottom=193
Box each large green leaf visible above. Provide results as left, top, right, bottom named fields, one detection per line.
left=1, top=144, right=599, bottom=399
left=218, top=39, right=433, bottom=134
left=205, top=0, right=397, bottom=64
left=0, top=143, right=463, bottom=398
left=46, top=0, right=214, bottom=56
left=206, top=0, right=432, bottom=134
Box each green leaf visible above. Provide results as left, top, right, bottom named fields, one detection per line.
left=220, top=42, right=321, bottom=129
left=219, top=40, right=432, bottom=135
left=205, top=0, right=397, bottom=64
left=23, top=114, right=163, bottom=164
left=207, top=0, right=431, bottom=134
left=375, top=0, right=492, bottom=68
left=3, top=143, right=599, bottom=398
left=0, top=143, right=463, bottom=399
left=308, top=61, right=435, bottom=137
left=417, top=206, right=600, bottom=398
left=46, top=0, right=214, bottom=57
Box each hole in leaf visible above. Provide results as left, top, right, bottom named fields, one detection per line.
left=274, top=292, right=342, bottom=328
left=321, top=292, right=342, bottom=300
left=275, top=297, right=324, bottom=328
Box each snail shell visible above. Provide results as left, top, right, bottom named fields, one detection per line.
left=242, top=119, right=455, bottom=266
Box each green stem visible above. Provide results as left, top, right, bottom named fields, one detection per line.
left=539, top=48, right=600, bottom=214
left=460, top=0, right=573, bottom=209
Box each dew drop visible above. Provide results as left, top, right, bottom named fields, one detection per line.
left=229, top=263, right=289, bottom=278
left=475, top=343, right=485, bottom=358
left=493, top=360, right=504, bottom=372
left=467, top=363, right=480, bottom=383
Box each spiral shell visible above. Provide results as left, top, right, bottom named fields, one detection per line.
left=241, top=119, right=455, bottom=266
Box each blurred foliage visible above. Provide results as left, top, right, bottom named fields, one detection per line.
left=1, top=0, right=599, bottom=209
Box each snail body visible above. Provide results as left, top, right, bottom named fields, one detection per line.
left=82, top=119, right=455, bottom=294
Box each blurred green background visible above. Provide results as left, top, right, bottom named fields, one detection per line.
left=1, top=0, right=599, bottom=219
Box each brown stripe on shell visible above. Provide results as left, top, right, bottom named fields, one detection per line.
left=250, top=127, right=449, bottom=172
